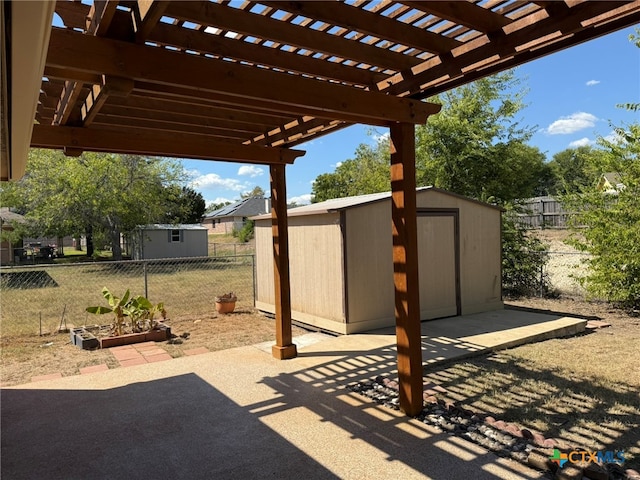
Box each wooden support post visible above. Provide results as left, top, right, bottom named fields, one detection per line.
left=269, top=164, right=297, bottom=360
left=390, top=122, right=423, bottom=416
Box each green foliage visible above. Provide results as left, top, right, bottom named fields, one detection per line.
left=563, top=123, right=640, bottom=308
left=546, top=146, right=602, bottom=194
left=416, top=70, right=549, bottom=202
left=237, top=219, right=254, bottom=243
left=501, top=207, right=551, bottom=297
left=86, top=288, right=131, bottom=336
left=311, top=71, right=548, bottom=204
left=241, top=186, right=265, bottom=199
left=163, top=186, right=206, bottom=224
left=86, top=287, right=167, bottom=336
left=206, top=200, right=232, bottom=214
left=3, top=150, right=185, bottom=260
left=311, top=140, right=390, bottom=202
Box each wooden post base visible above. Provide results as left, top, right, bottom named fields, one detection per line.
left=272, top=344, right=298, bottom=360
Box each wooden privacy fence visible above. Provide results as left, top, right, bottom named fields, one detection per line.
left=515, top=196, right=569, bottom=229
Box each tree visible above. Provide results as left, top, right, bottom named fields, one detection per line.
left=312, top=71, right=548, bottom=204
left=416, top=70, right=548, bottom=202
left=163, top=186, right=206, bottom=224
left=241, top=186, right=265, bottom=198
left=546, top=146, right=600, bottom=194
left=564, top=123, right=640, bottom=308
left=206, top=200, right=232, bottom=214
left=311, top=140, right=390, bottom=202
left=2, top=149, right=184, bottom=260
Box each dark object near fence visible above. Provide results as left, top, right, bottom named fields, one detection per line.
left=0, top=270, right=59, bottom=289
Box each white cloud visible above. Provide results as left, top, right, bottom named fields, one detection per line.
left=288, top=194, right=312, bottom=205
left=237, top=165, right=264, bottom=178
left=545, top=112, right=598, bottom=135
left=586, top=80, right=600, bottom=86
left=603, top=131, right=624, bottom=144
left=330, top=161, right=343, bottom=169
left=568, top=137, right=592, bottom=148
left=190, top=173, right=247, bottom=191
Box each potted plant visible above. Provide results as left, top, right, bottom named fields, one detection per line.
left=215, top=292, right=237, bottom=314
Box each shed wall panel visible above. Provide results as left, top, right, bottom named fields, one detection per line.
left=255, top=213, right=346, bottom=323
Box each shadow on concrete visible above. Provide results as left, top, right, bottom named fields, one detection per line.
left=1, top=344, right=545, bottom=480
left=1, top=374, right=339, bottom=480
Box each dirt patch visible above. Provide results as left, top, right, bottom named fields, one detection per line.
left=0, top=307, right=308, bottom=387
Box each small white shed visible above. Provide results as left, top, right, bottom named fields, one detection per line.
left=132, top=224, right=208, bottom=260
left=253, top=187, right=503, bottom=334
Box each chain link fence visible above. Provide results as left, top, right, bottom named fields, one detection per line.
left=0, top=255, right=255, bottom=337
left=531, top=250, right=592, bottom=298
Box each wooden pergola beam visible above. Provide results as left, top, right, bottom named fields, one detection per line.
left=86, top=0, right=119, bottom=36
left=262, top=1, right=461, bottom=55
left=133, top=0, right=169, bottom=42
left=270, top=163, right=297, bottom=360
left=147, top=23, right=386, bottom=88
left=384, top=1, right=631, bottom=97
left=403, top=1, right=511, bottom=33
left=31, top=125, right=305, bottom=165
left=46, top=28, right=440, bottom=126
left=390, top=122, right=423, bottom=417
left=107, top=94, right=292, bottom=129
left=164, top=1, right=423, bottom=72
left=82, top=75, right=134, bottom=127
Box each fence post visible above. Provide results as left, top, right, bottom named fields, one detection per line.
left=143, top=261, right=149, bottom=298
left=252, top=254, right=256, bottom=306
left=539, top=257, right=544, bottom=298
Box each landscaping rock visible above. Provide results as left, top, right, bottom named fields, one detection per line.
left=553, top=465, right=583, bottom=480
left=583, top=462, right=609, bottom=480
left=527, top=450, right=552, bottom=472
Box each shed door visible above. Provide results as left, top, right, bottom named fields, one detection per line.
left=417, top=214, right=459, bottom=319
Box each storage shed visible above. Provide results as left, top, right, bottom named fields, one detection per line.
left=254, top=187, right=503, bottom=334
left=132, top=224, right=208, bottom=260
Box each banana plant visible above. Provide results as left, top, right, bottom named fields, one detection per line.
left=126, top=296, right=167, bottom=332
left=86, top=288, right=131, bottom=336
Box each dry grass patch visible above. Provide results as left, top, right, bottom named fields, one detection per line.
left=422, top=298, right=640, bottom=470
left=1, top=308, right=308, bottom=387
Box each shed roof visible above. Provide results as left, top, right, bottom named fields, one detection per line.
left=252, top=187, right=501, bottom=220
left=138, top=224, right=207, bottom=231
left=205, top=196, right=269, bottom=219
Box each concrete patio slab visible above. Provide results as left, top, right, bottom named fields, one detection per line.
left=1, top=308, right=585, bottom=480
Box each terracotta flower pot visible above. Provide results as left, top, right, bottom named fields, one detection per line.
left=215, top=293, right=237, bottom=314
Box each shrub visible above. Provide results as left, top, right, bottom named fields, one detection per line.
left=502, top=208, right=551, bottom=297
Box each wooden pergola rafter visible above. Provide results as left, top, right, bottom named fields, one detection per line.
left=3, top=0, right=639, bottom=417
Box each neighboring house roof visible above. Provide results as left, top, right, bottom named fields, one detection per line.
left=0, top=207, right=26, bottom=224
left=137, top=224, right=207, bottom=230
left=252, top=187, right=502, bottom=221
left=205, top=197, right=270, bottom=219
left=597, top=172, right=625, bottom=194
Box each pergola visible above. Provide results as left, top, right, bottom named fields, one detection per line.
left=2, top=0, right=639, bottom=416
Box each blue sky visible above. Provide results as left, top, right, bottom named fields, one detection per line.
left=185, top=26, right=639, bottom=207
